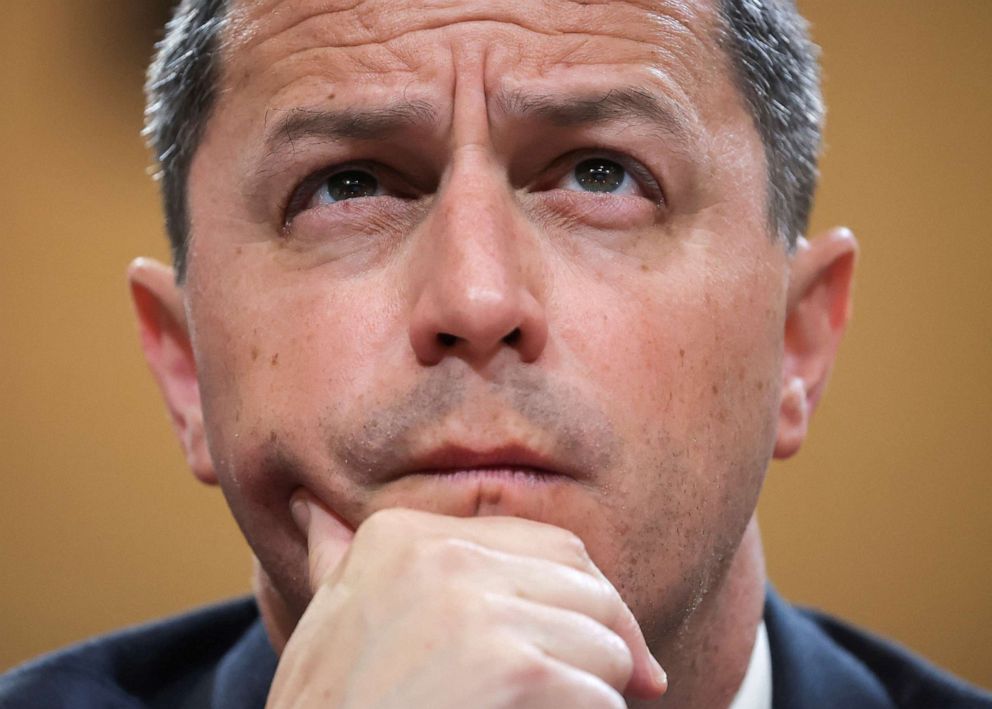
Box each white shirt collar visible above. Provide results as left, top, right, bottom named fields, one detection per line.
left=727, top=620, right=772, bottom=709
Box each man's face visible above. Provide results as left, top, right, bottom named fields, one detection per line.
left=182, top=0, right=787, bottom=642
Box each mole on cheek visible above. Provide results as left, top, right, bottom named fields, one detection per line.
left=271, top=352, right=280, bottom=367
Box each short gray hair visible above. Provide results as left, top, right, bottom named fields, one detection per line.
left=144, top=0, right=227, bottom=279
left=717, top=0, right=823, bottom=249
left=145, top=0, right=822, bottom=280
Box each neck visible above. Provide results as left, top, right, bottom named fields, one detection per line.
left=631, top=517, right=767, bottom=708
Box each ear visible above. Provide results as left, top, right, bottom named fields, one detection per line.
left=774, top=228, right=858, bottom=460
left=128, top=258, right=217, bottom=485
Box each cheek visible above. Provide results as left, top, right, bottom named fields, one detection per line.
left=188, top=260, right=404, bottom=493
left=553, top=249, right=784, bottom=609
left=558, top=261, right=783, bottom=458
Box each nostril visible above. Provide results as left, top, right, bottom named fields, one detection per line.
left=502, top=328, right=522, bottom=345
left=437, top=332, right=458, bottom=347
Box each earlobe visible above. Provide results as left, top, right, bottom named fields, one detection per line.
left=128, top=258, right=217, bottom=485
left=773, top=228, right=858, bottom=460
left=774, top=377, right=809, bottom=459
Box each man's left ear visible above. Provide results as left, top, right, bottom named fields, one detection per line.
left=774, top=227, right=858, bottom=459
left=128, top=258, right=217, bottom=485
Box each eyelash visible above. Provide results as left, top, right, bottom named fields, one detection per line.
left=282, top=150, right=665, bottom=225
left=282, top=160, right=397, bottom=226
left=543, top=148, right=665, bottom=204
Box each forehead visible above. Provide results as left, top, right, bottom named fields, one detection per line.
left=217, top=0, right=730, bottom=116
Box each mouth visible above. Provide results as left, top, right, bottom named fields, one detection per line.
left=369, top=443, right=587, bottom=520
left=384, top=444, right=582, bottom=484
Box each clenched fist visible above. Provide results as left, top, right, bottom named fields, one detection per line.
left=266, top=495, right=668, bottom=708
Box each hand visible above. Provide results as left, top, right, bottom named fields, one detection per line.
left=266, top=495, right=667, bottom=708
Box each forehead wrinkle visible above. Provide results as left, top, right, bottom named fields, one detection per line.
left=218, top=0, right=731, bottom=180
left=226, top=0, right=719, bottom=64
left=225, top=0, right=364, bottom=55
left=218, top=0, right=729, bottom=136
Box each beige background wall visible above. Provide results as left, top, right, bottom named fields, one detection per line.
left=2, top=0, right=989, bottom=689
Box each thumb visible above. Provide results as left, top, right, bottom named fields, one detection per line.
left=290, top=490, right=354, bottom=592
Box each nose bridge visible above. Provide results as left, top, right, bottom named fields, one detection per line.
left=408, top=147, right=548, bottom=366
left=438, top=149, right=518, bottom=290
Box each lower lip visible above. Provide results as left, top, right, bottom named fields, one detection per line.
left=410, top=467, right=567, bottom=486
left=379, top=467, right=576, bottom=519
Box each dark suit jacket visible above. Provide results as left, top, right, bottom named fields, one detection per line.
left=1, top=588, right=988, bottom=707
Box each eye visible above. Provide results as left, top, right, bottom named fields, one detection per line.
left=570, top=158, right=629, bottom=193
left=317, top=168, right=382, bottom=203
left=550, top=153, right=663, bottom=203
left=285, top=163, right=409, bottom=225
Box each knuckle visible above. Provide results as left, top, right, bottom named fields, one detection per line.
left=593, top=686, right=627, bottom=709
left=553, top=668, right=627, bottom=709
left=555, top=528, right=593, bottom=568
left=356, top=507, right=395, bottom=542
left=572, top=613, right=634, bottom=689
left=504, top=647, right=555, bottom=693
left=604, top=633, right=635, bottom=686
left=602, top=585, right=629, bottom=629
left=412, top=536, right=484, bottom=581
left=357, top=507, right=418, bottom=546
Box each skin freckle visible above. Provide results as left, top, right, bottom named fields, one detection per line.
left=271, top=352, right=280, bottom=366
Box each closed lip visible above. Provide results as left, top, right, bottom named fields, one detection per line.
left=385, top=444, right=583, bottom=483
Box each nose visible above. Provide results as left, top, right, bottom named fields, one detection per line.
left=408, top=157, right=548, bottom=367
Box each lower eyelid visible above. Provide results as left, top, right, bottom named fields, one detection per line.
left=531, top=189, right=662, bottom=230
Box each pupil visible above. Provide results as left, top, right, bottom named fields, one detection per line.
left=575, top=158, right=624, bottom=193
left=328, top=170, right=378, bottom=201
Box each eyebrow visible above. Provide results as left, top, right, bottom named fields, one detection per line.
left=263, top=86, right=693, bottom=152
left=265, top=100, right=439, bottom=150
left=490, top=86, right=694, bottom=142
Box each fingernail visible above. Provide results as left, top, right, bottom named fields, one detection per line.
left=290, top=496, right=310, bottom=536
left=651, top=655, right=668, bottom=690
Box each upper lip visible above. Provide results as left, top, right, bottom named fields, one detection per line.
left=391, top=444, right=580, bottom=482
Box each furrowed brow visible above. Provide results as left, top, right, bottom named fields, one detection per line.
left=492, top=86, right=693, bottom=141
left=265, top=100, right=438, bottom=149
